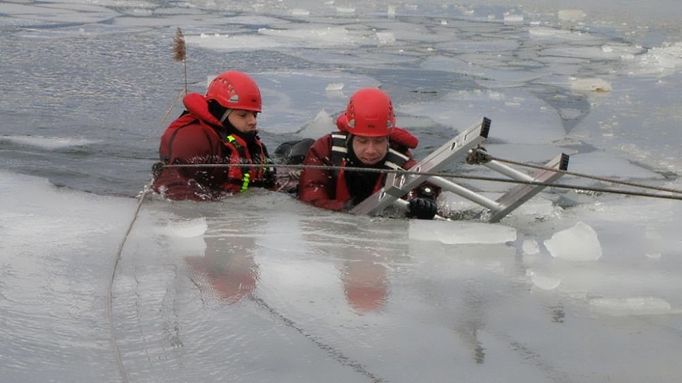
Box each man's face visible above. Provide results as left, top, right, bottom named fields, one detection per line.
left=228, top=110, right=258, bottom=134
left=352, top=135, right=389, bottom=165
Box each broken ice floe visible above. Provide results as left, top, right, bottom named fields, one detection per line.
left=545, top=221, right=602, bottom=261
left=557, top=9, right=587, bottom=22
left=570, top=77, right=612, bottom=93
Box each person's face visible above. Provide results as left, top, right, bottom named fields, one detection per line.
left=228, top=109, right=258, bottom=134
left=352, top=135, right=389, bottom=165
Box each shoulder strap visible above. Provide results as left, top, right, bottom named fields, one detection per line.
left=330, top=132, right=349, bottom=167
left=383, top=148, right=410, bottom=170
left=331, top=132, right=410, bottom=170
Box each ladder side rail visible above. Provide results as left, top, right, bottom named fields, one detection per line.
left=486, top=153, right=569, bottom=223
left=483, top=160, right=535, bottom=182
left=428, top=176, right=502, bottom=211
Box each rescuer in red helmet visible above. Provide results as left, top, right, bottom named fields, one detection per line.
left=153, top=71, right=275, bottom=200
left=297, top=87, right=438, bottom=219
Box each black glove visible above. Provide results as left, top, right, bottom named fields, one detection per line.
left=408, top=197, right=437, bottom=220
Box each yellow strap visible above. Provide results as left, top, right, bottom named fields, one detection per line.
left=226, top=135, right=236, bottom=143
left=240, top=173, right=251, bottom=193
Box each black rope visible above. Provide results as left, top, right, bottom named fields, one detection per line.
left=162, top=163, right=682, bottom=201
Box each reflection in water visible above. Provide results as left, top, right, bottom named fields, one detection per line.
left=341, top=258, right=389, bottom=314
left=183, top=215, right=261, bottom=304
left=474, top=330, right=486, bottom=364
left=185, top=250, right=259, bottom=304
left=299, top=215, right=408, bottom=316
left=550, top=304, right=566, bottom=324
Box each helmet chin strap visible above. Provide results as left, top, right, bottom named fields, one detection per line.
left=219, top=108, right=232, bottom=124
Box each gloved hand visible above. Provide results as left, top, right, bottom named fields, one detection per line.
left=408, top=197, right=438, bottom=220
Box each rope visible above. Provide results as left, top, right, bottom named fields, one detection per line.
left=161, top=162, right=682, bottom=201
left=475, top=149, right=682, bottom=195
left=106, top=182, right=152, bottom=383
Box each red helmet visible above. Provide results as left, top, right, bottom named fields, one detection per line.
left=206, top=71, right=262, bottom=112
left=344, top=88, right=395, bottom=137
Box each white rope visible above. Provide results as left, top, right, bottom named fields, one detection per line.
left=105, top=182, right=152, bottom=383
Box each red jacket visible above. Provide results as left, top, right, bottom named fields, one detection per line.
left=297, top=129, right=419, bottom=211
left=152, top=93, right=272, bottom=200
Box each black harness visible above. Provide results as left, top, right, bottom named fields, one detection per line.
left=329, top=132, right=410, bottom=172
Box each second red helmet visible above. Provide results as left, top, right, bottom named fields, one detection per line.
left=344, top=88, right=395, bottom=137
left=205, top=71, right=262, bottom=112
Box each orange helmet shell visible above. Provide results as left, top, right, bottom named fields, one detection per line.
left=344, top=88, right=395, bottom=137
left=206, top=71, right=262, bottom=112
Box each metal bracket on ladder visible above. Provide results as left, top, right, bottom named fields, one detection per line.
left=350, top=117, right=570, bottom=222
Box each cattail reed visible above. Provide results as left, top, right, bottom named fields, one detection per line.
left=173, top=27, right=188, bottom=95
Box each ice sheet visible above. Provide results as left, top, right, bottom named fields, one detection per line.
left=400, top=89, right=565, bottom=144
left=409, top=220, right=517, bottom=245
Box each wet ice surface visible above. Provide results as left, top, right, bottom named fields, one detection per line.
left=3, top=171, right=682, bottom=382
left=2, top=0, right=682, bottom=382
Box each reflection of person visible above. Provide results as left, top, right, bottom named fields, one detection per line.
left=341, top=259, right=389, bottom=314
left=185, top=250, right=258, bottom=304
left=153, top=71, right=275, bottom=201
left=184, top=226, right=259, bottom=304
left=297, top=88, right=439, bottom=219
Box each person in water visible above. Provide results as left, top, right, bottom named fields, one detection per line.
left=153, top=70, right=275, bottom=200
left=297, top=87, right=438, bottom=219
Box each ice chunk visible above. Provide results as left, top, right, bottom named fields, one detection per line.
left=336, top=7, right=355, bottom=15
left=503, top=14, right=523, bottom=24
left=290, top=9, right=310, bottom=16
left=325, top=82, right=344, bottom=92
left=376, top=31, right=396, bottom=45
left=512, top=198, right=559, bottom=220
left=545, top=221, right=602, bottom=261
left=558, top=9, right=587, bottom=22
left=296, top=109, right=335, bottom=139
left=156, top=218, right=207, bottom=238
left=408, top=220, right=517, bottom=245
left=387, top=5, right=396, bottom=18
left=570, top=77, right=612, bottom=93
left=634, top=42, right=682, bottom=76
left=589, top=297, right=672, bottom=316
left=529, top=27, right=596, bottom=42
left=189, top=33, right=282, bottom=52
left=258, top=26, right=357, bottom=47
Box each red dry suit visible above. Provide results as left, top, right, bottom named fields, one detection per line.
left=152, top=93, right=273, bottom=200
left=297, top=127, right=421, bottom=211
